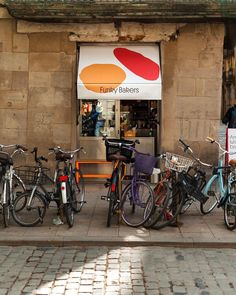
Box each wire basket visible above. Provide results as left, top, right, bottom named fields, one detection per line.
left=105, top=139, right=135, bottom=163
left=165, top=152, right=194, bottom=173
left=14, top=166, right=50, bottom=185
left=178, top=171, right=209, bottom=204
left=134, top=152, right=157, bottom=175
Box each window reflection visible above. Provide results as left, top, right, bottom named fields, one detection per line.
left=81, top=99, right=116, bottom=137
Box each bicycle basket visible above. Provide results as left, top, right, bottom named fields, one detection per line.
left=178, top=171, right=209, bottom=204
left=105, top=139, right=135, bottom=162
left=134, top=152, right=157, bottom=175
left=14, top=166, right=50, bottom=185
left=165, top=152, right=194, bottom=173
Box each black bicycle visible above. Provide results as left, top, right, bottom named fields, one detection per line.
left=13, top=146, right=85, bottom=227
left=12, top=148, right=57, bottom=226
left=49, top=146, right=86, bottom=227
left=101, top=136, right=135, bottom=227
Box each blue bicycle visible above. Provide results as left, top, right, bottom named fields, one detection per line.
left=180, top=137, right=236, bottom=230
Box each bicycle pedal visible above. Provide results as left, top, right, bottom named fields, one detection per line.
left=101, top=196, right=107, bottom=200
left=104, top=182, right=110, bottom=188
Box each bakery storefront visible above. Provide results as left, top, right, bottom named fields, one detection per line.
left=77, top=45, right=162, bottom=168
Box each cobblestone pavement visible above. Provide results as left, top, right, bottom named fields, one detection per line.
left=0, top=246, right=235, bottom=295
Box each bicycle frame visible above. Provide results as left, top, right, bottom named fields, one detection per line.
left=203, top=158, right=225, bottom=201
left=26, top=167, right=58, bottom=208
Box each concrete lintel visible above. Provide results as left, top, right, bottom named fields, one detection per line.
left=17, top=20, right=185, bottom=42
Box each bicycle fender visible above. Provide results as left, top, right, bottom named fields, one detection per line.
left=203, top=174, right=218, bottom=195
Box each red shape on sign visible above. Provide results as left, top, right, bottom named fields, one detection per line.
left=114, top=48, right=159, bottom=81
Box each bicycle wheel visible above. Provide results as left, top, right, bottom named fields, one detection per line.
left=151, top=185, right=185, bottom=230
left=71, top=168, right=85, bottom=213
left=121, top=180, right=154, bottom=227
left=106, top=170, right=120, bottom=227
left=12, top=191, right=47, bottom=227
left=12, top=174, right=26, bottom=211
left=144, top=181, right=170, bottom=228
left=107, top=190, right=116, bottom=227
left=63, top=183, right=74, bottom=228
left=200, top=176, right=219, bottom=214
left=2, top=180, right=10, bottom=228
left=224, top=181, right=236, bottom=230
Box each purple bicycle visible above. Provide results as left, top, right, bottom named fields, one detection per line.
left=120, top=147, right=157, bottom=227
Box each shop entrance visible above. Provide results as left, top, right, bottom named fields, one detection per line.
left=78, top=99, right=160, bottom=160
left=76, top=44, right=162, bottom=176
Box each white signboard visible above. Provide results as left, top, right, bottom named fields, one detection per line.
left=77, top=45, right=162, bottom=100
left=227, top=128, right=236, bottom=161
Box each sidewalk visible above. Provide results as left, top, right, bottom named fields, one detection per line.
left=1, top=183, right=236, bottom=248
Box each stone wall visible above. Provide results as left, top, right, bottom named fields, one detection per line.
left=0, top=8, right=225, bottom=163
left=161, top=23, right=224, bottom=161
left=0, top=10, right=76, bottom=161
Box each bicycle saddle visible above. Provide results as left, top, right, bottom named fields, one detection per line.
left=56, top=152, right=73, bottom=162
left=229, top=159, right=236, bottom=166
left=0, top=152, right=13, bottom=165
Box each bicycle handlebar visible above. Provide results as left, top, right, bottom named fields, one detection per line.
left=178, top=138, right=212, bottom=168
left=204, top=136, right=236, bottom=156
left=48, top=146, right=86, bottom=156
left=0, top=143, right=28, bottom=158
left=31, top=147, right=48, bottom=163
left=179, top=139, right=193, bottom=153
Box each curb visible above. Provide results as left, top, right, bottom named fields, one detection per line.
left=0, top=238, right=235, bottom=249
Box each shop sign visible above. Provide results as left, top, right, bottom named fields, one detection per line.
left=77, top=45, right=162, bottom=100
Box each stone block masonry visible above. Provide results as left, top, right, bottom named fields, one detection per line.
left=0, top=7, right=224, bottom=163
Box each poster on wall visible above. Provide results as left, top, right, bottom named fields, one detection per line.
left=227, top=128, right=236, bottom=162
left=77, top=45, right=162, bottom=100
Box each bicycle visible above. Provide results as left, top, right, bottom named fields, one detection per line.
left=119, top=147, right=156, bottom=227
left=0, top=144, right=27, bottom=227
left=12, top=147, right=55, bottom=227
left=179, top=137, right=236, bottom=230
left=49, top=146, right=86, bottom=214
left=49, top=146, right=86, bottom=227
left=144, top=152, right=197, bottom=230
left=101, top=136, right=135, bottom=227
left=13, top=146, right=85, bottom=227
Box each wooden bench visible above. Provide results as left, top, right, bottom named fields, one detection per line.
left=75, top=159, right=112, bottom=182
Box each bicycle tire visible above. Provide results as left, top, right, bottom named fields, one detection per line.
left=151, top=185, right=185, bottom=230
left=71, top=168, right=85, bottom=213
left=107, top=191, right=116, bottom=227
left=224, top=181, right=236, bottom=230
left=180, top=197, right=194, bottom=215
left=2, top=180, right=10, bottom=228
left=120, top=180, right=155, bottom=227
left=144, top=181, right=170, bottom=228
left=12, top=191, right=47, bottom=227
left=12, top=174, right=26, bottom=212
left=200, top=176, right=219, bottom=214
left=63, top=183, right=74, bottom=228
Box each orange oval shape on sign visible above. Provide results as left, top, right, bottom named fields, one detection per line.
left=80, top=64, right=126, bottom=93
